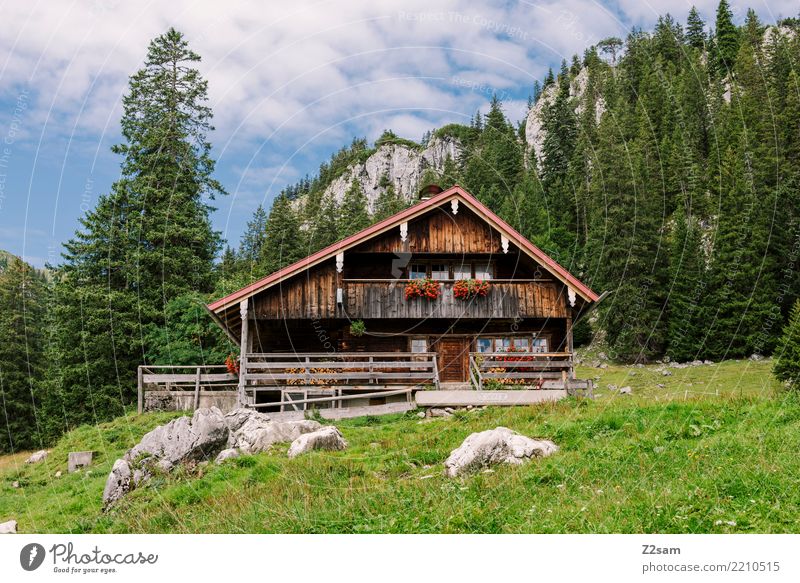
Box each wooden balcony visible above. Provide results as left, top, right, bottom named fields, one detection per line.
left=343, top=279, right=566, bottom=319
left=243, top=352, right=439, bottom=387
left=468, top=352, right=591, bottom=394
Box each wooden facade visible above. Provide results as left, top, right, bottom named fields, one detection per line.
left=206, top=185, right=599, bottom=408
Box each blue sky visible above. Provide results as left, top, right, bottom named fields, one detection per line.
left=0, top=0, right=794, bottom=267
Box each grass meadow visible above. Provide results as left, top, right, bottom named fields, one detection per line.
left=2, top=358, right=799, bottom=533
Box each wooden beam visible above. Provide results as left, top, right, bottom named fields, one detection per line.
left=137, top=366, right=144, bottom=414
left=203, top=303, right=239, bottom=345
left=193, top=367, right=201, bottom=411
left=237, top=299, right=249, bottom=407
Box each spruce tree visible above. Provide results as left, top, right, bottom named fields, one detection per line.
left=774, top=300, right=800, bottom=389
left=715, top=0, right=739, bottom=74
left=686, top=7, right=706, bottom=49
left=307, top=194, right=340, bottom=252
left=703, top=144, right=780, bottom=358
left=338, top=179, right=371, bottom=237
left=373, top=183, right=406, bottom=221
left=260, top=194, right=304, bottom=274
left=145, top=292, right=231, bottom=366
left=48, top=28, right=223, bottom=428
left=0, top=257, right=47, bottom=452
left=667, top=207, right=707, bottom=361
left=462, top=95, right=523, bottom=210
left=239, top=205, right=268, bottom=270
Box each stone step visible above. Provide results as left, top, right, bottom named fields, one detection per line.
left=438, top=382, right=473, bottom=391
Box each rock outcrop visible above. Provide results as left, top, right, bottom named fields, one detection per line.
left=287, top=426, right=348, bottom=458
left=525, top=67, right=605, bottom=163
left=25, top=450, right=49, bottom=464
left=444, top=427, right=558, bottom=477
left=320, top=136, right=461, bottom=211
left=227, top=413, right=321, bottom=454
left=127, top=407, right=229, bottom=472
left=102, top=459, right=133, bottom=508
left=102, top=408, right=341, bottom=508
left=214, top=448, right=240, bottom=464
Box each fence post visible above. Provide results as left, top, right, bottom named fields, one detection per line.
left=237, top=299, right=249, bottom=408
left=193, top=367, right=202, bottom=411
left=137, top=366, right=144, bottom=414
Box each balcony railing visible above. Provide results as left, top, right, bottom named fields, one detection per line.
left=468, top=352, right=590, bottom=393
left=343, top=279, right=565, bottom=319
left=243, top=352, right=439, bottom=388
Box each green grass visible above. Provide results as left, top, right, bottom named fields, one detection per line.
left=2, top=359, right=799, bottom=533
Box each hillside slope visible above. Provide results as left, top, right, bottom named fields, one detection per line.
left=1, top=359, right=797, bottom=534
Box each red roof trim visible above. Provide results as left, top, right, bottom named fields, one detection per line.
left=208, top=185, right=598, bottom=312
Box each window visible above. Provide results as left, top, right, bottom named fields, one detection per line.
left=453, top=262, right=472, bottom=279
left=477, top=336, right=543, bottom=353
left=532, top=337, right=548, bottom=353
left=495, top=338, right=512, bottom=352
left=476, top=338, right=493, bottom=353
left=409, top=264, right=427, bottom=279
left=474, top=262, right=492, bottom=280
left=513, top=338, right=529, bottom=351
left=410, top=337, right=428, bottom=371
left=431, top=264, right=449, bottom=280
left=410, top=338, right=428, bottom=353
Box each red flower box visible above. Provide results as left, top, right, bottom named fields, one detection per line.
left=405, top=278, right=441, bottom=301
left=453, top=279, right=490, bottom=300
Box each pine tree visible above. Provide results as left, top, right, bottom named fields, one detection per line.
left=462, top=95, right=523, bottom=210
left=667, top=206, right=707, bottom=361
left=743, top=8, right=763, bottom=49
left=438, top=154, right=460, bottom=190
left=774, top=300, right=800, bottom=389
left=338, top=179, right=371, bottom=237
left=686, top=6, right=706, bottom=49
left=306, top=195, right=340, bottom=252
left=260, top=194, right=305, bottom=274
left=48, top=28, right=224, bottom=429
left=703, top=144, right=781, bottom=358
left=373, top=183, right=406, bottom=221
left=145, top=292, right=231, bottom=366
left=715, top=0, right=739, bottom=74
left=539, top=61, right=580, bottom=261
left=239, top=205, right=268, bottom=269
left=0, top=257, right=47, bottom=452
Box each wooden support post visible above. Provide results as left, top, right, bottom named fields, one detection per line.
left=193, top=367, right=202, bottom=411
left=137, top=366, right=144, bottom=414
left=237, top=299, right=249, bottom=408
left=566, top=316, right=575, bottom=380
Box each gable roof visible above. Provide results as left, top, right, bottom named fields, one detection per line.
left=208, top=185, right=599, bottom=313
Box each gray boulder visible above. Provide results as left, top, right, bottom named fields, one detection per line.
left=287, top=426, right=348, bottom=458
left=229, top=417, right=322, bottom=454
left=68, top=451, right=93, bottom=473
left=224, top=408, right=269, bottom=433
left=215, top=448, right=240, bottom=464
left=428, top=408, right=452, bottom=418
left=102, top=459, right=132, bottom=508
left=101, top=407, right=322, bottom=508
left=25, top=450, right=49, bottom=464
left=0, top=519, right=17, bottom=534
left=127, top=407, right=228, bottom=471
left=619, top=386, right=632, bottom=395
left=444, top=427, right=558, bottom=477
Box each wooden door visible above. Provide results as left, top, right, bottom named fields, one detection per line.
left=434, top=337, right=469, bottom=382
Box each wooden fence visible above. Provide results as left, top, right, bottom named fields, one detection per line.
left=243, top=352, right=440, bottom=388
left=469, top=352, right=590, bottom=393
left=137, top=365, right=238, bottom=414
